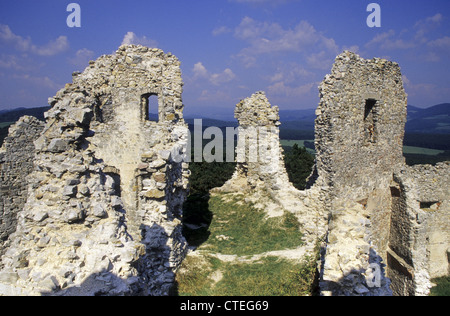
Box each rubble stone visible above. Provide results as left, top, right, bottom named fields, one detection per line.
left=0, top=45, right=190, bottom=296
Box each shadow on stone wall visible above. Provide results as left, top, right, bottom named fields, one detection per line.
left=40, top=223, right=175, bottom=296
left=320, top=248, right=392, bottom=296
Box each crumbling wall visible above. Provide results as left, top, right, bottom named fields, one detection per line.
left=314, top=51, right=407, bottom=203
left=0, top=45, right=190, bottom=296
left=317, top=52, right=407, bottom=296
left=219, top=92, right=290, bottom=193
left=388, top=162, right=450, bottom=296
left=217, top=91, right=327, bottom=250
left=0, top=117, right=44, bottom=258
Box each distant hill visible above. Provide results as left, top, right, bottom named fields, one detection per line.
left=0, top=103, right=448, bottom=135
left=279, top=109, right=316, bottom=122
left=0, top=106, right=50, bottom=123
left=185, top=118, right=238, bottom=128
left=405, top=103, right=450, bottom=134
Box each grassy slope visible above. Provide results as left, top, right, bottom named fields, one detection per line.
left=176, top=193, right=318, bottom=296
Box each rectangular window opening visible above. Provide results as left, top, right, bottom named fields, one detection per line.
left=364, top=99, right=378, bottom=144
left=420, top=201, right=440, bottom=211
left=141, top=93, right=159, bottom=122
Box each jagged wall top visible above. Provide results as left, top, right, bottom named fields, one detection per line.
left=314, top=51, right=407, bottom=201
left=235, top=91, right=280, bottom=127
left=48, top=45, right=184, bottom=124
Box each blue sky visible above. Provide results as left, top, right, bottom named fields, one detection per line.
left=0, top=0, right=449, bottom=118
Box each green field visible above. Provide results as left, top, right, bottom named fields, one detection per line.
left=281, top=139, right=445, bottom=156
left=0, top=122, right=13, bottom=128
left=403, top=146, right=444, bottom=156
left=281, top=140, right=315, bottom=154
left=177, top=193, right=318, bottom=296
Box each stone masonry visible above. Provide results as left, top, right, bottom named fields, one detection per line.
left=316, top=51, right=408, bottom=296
left=0, top=117, right=45, bottom=259
left=316, top=52, right=448, bottom=296
left=217, top=91, right=328, bottom=250
left=0, top=48, right=447, bottom=296
left=0, top=45, right=190, bottom=296
left=219, top=53, right=448, bottom=296
left=389, top=162, right=449, bottom=296
left=219, top=91, right=291, bottom=193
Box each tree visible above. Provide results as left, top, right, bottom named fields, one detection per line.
left=283, top=144, right=315, bottom=190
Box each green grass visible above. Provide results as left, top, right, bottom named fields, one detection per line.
left=212, top=256, right=317, bottom=296
left=176, top=255, right=318, bottom=297
left=202, top=194, right=304, bottom=256
left=176, top=193, right=317, bottom=296
left=0, top=122, right=13, bottom=128
left=403, top=146, right=444, bottom=156
left=430, top=276, right=450, bottom=296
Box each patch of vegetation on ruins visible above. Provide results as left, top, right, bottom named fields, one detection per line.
left=202, top=194, right=304, bottom=256
left=177, top=192, right=319, bottom=296
left=430, top=276, right=450, bottom=296
left=175, top=254, right=318, bottom=296
left=183, top=194, right=304, bottom=256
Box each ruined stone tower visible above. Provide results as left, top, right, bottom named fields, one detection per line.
left=217, top=91, right=328, bottom=250
left=0, top=45, right=190, bottom=296
left=314, top=51, right=407, bottom=203
left=316, top=51, right=408, bottom=296
left=219, top=92, right=292, bottom=193
left=317, top=52, right=449, bottom=296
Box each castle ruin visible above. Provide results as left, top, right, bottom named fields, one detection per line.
left=0, top=48, right=448, bottom=296
left=217, top=52, right=449, bottom=296
left=315, top=52, right=449, bottom=296
left=0, top=45, right=190, bottom=295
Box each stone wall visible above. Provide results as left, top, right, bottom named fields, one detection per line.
left=217, top=91, right=328, bottom=250
left=0, top=47, right=447, bottom=296
left=317, top=52, right=407, bottom=296
left=219, top=92, right=291, bottom=193
left=0, top=45, right=190, bottom=296
left=389, top=162, right=450, bottom=296
left=314, top=51, right=407, bottom=203
left=0, top=117, right=44, bottom=258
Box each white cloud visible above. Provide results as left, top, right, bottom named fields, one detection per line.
left=235, top=17, right=319, bottom=53
left=269, top=63, right=312, bottom=83
left=12, top=74, right=62, bottom=91
left=307, top=51, right=336, bottom=70
left=365, top=30, right=415, bottom=51
left=212, top=26, right=232, bottom=36
left=198, top=89, right=232, bottom=102
left=428, top=36, right=450, bottom=50
left=233, top=17, right=338, bottom=67
left=211, top=69, right=236, bottom=85
left=121, top=32, right=158, bottom=48
left=0, top=54, right=27, bottom=70
left=193, top=62, right=209, bottom=79
left=0, top=24, right=68, bottom=56
left=402, top=75, right=437, bottom=98
left=32, top=36, right=69, bottom=56
left=68, top=48, right=95, bottom=69
left=365, top=13, right=444, bottom=52
left=267, top=81, right=315, bottom=98
left=192, top=62, right=236, bottom=86
left=414, top=13, right=443, bottom=43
